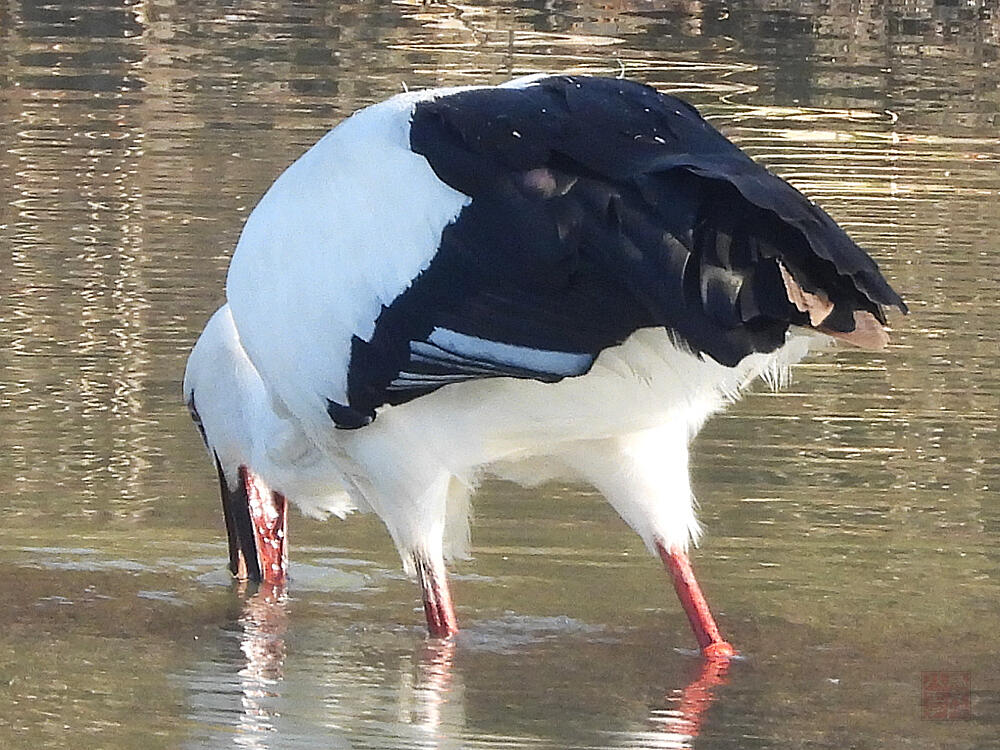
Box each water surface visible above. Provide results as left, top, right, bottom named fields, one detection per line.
left=1, top=1, right=998, bottom=748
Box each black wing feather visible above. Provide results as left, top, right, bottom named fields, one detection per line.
left=334, top=75, right=905, bottom=426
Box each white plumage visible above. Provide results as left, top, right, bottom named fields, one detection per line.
left=184, top=74, right=905, bottom=656
left=185, top=306, right=356, bottom=521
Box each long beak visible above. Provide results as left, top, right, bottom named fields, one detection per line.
left=214, top=458, right=288, bottom=585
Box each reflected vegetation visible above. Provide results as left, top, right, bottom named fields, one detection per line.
left=0, top=0, right=998, bottom=748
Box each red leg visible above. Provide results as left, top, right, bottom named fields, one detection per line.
left=414, top=554, right=458, bottom=638
left=657, top=541, right=736, bottom=659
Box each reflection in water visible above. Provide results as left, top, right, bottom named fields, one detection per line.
left=2, top=0, right=152, bottom=513
left=399, top=639, right=458, bottom=738
left=660, top=658, right=730, bottom=744
left=609, top=658, right=731, bottom=750
left=234, top=582, right=288, bottom=745
left=1, top=0, right=998, bottom=747
left=192, top=582, right=463, bottom=748
left=182, top=583, right=292, bottom=749
left=194, top=588, right=733, bottom=750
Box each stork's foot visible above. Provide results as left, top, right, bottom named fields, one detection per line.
left=413, top=553, right=459, bottom=638
left=656, top=541, right=737, bottom=659
left=701, top=640, right=738, bottom=660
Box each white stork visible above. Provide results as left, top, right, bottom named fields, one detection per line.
left=183, top=74, right=906, bottom=658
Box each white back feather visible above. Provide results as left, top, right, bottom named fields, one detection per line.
left=226, top=89, right=473, bottom=452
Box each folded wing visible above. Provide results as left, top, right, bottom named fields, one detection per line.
left=334, top=76, right=905, bottom=426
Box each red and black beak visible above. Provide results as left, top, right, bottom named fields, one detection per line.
left=215, top=458, right=288, bottom=586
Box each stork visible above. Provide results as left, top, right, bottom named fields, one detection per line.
left=183, top=74, right=906, bottom=658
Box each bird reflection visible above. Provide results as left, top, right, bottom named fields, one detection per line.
left=228, top=581, right=461, bottom=747
left=232, top=580, right=288, bottom=745
left=398, top=638, right=458, bottom=736
left=220, top=589, right=727, bottom=749
left=612, top=657, right=731, bottom=750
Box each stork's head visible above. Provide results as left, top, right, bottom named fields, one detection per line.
left=183, top=305, right=288, bottom=586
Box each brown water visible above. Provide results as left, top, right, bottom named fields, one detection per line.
left=1, top=1, right=998, bottom=748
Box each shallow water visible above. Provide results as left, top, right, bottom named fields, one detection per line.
left=1, top=0, right=998, bottom=747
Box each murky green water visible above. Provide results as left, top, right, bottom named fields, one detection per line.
left=1, top=1, right=998, bottom=747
